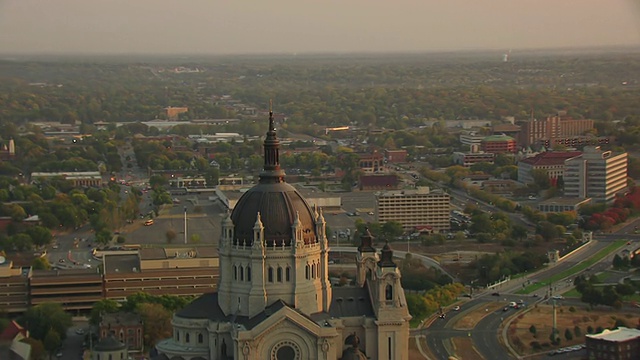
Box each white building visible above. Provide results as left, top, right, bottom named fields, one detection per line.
left=375, top=187, right=450, bottom=232
left=564, top=146, right=627, bottom=203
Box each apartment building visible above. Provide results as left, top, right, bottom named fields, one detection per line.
left=459, top=131, right=485, bottom=148
left=375, top=187, right=450, bottom=232
left=564, top=146, right=628, bottom=203
left=518, top=115, right=594, bottom=148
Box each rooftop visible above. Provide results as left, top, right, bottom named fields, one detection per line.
left=519, top=151, right=582, bottom=166
left=538, top=197, right=592, bottom=206
left=586, top=327, right=640, bottom=342
left=482, top=135, right=515, bottom=142
left=101, top=312, right=142, bottom=328
left=104, top=254, right=140, bottom=274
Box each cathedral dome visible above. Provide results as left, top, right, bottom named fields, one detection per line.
left=231, top=182, right=317, bottom=246
left=230, top=108, right=317, bottom=247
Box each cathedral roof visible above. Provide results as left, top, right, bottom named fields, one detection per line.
left=176, top=292, right=325, bottom=330
left=230, top=108, right=317, bottom=247
left=329, top=286, right=375, bottom=318
left=378, top=242, right=397, bottom=268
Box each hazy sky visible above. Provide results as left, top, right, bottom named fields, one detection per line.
left=1, top=0, right=639, bottom=55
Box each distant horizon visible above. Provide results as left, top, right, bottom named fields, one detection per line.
left=1, top=44, right=639, bottom=60
left=1, top=1, right=638, bottom=56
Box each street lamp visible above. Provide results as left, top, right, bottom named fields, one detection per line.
left=184, top=206, right=188, bottom=244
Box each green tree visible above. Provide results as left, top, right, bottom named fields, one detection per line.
left=90, top=299, right=121, bottom=325
left=31, top=257, right=51, bottom=270
left=136, top=302, right=173, bottom=348
left=574, top=326, right=582, bottom=337
left=529, top=325, right=537, bottom=337
left=381, top=221, right=404, bottom=240
left=24, top=303, right=72, bottom=342
left=43, top=328, right=62, bottom=358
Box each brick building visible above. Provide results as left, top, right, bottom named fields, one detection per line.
left=100, top=312, right=144, bottom=353
left=384, top=149, right=408, bottom=163
left=586, top=327, right=640, bottom=360
left=518, top=115, right=595, bottom=148
left=480, top=135, right=517, bottom=154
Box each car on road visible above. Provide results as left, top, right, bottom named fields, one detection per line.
left=453, top=306, right=460, bottom=311
left=503, top=307, right=509, bottom=312
left=56, top=352, right=63, bottom=358
left=532, top=293, right=539, bottom=298
left=491, top=292, right=500, bottom=296
left=75, top=328, right=85, bottom=335
left=551, top=295, right=564, bottom=300
left=144, top=219, right=154, bottom=226
left=58, top=259, right=65, bottom=263
left=52, top=244, right=59, bottom=249
left=367, top=211, right=374, bottom=215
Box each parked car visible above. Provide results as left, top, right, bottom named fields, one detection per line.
left=144, top=219, right=154, bottom=226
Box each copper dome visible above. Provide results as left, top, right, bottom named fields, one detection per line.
left=230, top=106, right=318, bottom=247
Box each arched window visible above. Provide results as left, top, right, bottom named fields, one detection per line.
left=286, top=267, right=291, bottom=282
left=186, top=333, right=190, bottom=343
left=385, top=284, right=393, bottom=301
left=268, top=267, right=274, bottom=282
left=109, top=355, right=112, bottom=360
left=97, top=355, right=100, bottom=360
left=198, top=333, right=204, bottom=344
left=239, top=266, right=244, bottom=281
left=312, top=263, right=316, bottom=279
left=305, top=264, right=310, bottom=280
left=233, top=265, right=237, bottom=280
left=277, top=267, right=282, bottom=282
left=246, top=266, right=251, bottom=282
left=176, top=331, right=180, bottom=341
left=367, top=269, right=372, bottom=280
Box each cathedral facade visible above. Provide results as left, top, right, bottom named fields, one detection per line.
left=153, top=110, right=411, bottom=360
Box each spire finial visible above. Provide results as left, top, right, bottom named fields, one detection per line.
left=269, top=99, right=275, bottom=132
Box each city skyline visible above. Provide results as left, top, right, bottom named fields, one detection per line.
left=0, top=0, right=639, bottom=55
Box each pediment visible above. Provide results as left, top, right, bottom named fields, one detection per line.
left=239, top=306, right=334, bottom=342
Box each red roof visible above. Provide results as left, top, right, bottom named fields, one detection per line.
left=359, top=175, right=398, bottom=188
left=520, top=151, right=582, bottom=166
left=0, top=321, right=27, bottom=341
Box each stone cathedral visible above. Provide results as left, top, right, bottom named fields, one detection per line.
left=153, top=110, right=411, bottom=360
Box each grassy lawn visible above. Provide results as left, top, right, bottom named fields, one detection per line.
left=516, top=240, right=627, bottom=294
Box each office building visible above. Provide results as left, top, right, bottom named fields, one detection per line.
left=480, top=135, right=517, bottom=154
left=375, top=187, right=450, bottom=232
left=564, top=146, right=628, bottom=203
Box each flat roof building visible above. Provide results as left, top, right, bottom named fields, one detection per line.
left=103, top=246, right=219, bottom=301
left=0, top=259, right=29, bottom=313
left=30, top=268, right=103, bottom=311
left=564, top=146, right=627, bottom=203
left=537, top=197, right=592, bottom=213
left=586, top=327, right=640, bottom=360
left=375, top=187, right=450, bottom=232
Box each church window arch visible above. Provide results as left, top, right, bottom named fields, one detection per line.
left=268, top=266, right=274, bottom=282
left=246, top=266, right=252, bottom=282
left=311, top=263, right=315, bottom=279
left=198, top=333, right=204, bottom=344
left=240, top=266, right=244, bottom=281
left=286, top=266, right=291, bottom=281
left=186, top=332, right=190, bottom=343
left=176, top=330, right=180, bottom=342
left=109, top=355, right=112, bottom=360
left=385, top=284, right=393, bottom=301
left=233, top=265, right=237, bottom=280
left=305, top=264, right=310, bottom=280
left=277, top=266, right=283, bottom=282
